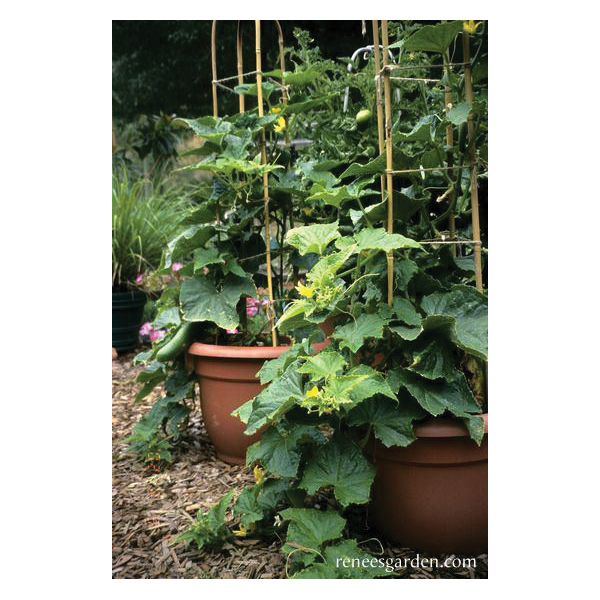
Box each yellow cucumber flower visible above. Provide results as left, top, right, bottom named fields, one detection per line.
left=274, top=116, right=286, bottom=133
left=253, top=465, right=265, bottom=485
left=271, top=107, right=282, bottom=114
left=232, top=523, right=256, bottom=537
left=463, top=20, right=483, bottom=34
left=297, top=282, right=314, bottom=298
left=306, top=386, right=320, bottom=398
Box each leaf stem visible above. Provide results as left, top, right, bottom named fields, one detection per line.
left=359, top=424, right=373, bottom=449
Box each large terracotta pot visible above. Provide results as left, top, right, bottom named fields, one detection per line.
left=370, top=414, right=488, bottom=554
left=187, top=343, right=292, bottom=465
left=187, top=321, right=333, bottom=465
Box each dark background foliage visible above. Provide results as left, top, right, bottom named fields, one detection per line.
left=113, top=20, right=400, bottom=121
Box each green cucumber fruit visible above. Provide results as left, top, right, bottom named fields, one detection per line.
left=355, top=109, right=372, bottom=128
left=156, top=321, right=197, bottom=362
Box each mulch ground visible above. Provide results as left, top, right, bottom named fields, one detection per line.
left=112, top=349, right=488, bottom=579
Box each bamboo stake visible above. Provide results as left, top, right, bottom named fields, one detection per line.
left=372, top=21, right=385, bottom=205
left=274, top=20, right=289, bottom=145
left=211, top=21, right=218, bottom=117
left=443, top=21, right=456, bottom=257
left=236, top=21, right=245, bottom=113
left=274, top=21, right=287, bottom=105
left=274, top=20, right=289, bottom=294
left=382, top=21, right=394, bottom=307
left=210, top=20, right=221, bottom=226
left=462, top=32, right=484, bottom=292
left=255, top=20, right=278, bottom=346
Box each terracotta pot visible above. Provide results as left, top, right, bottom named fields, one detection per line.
left=370, top=414, right=488, bottom=554
left=319, top=317, right=336, bottom=338
left=187, top=343, right=292, bottom=465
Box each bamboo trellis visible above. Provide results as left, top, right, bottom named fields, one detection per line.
left=462, top=30, right=484, bottom=292
left=211, top=20, right=288, bottom=116
left=374, top=20, right=485, bottom=297
left=442, top=20, right=457, bottom=258
left=371, top=24, right=386, bottom=206
left=381, top=20, right=395, bottom=308
left=210, top=20, right=289, bottom=346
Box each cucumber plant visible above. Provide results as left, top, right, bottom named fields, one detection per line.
left=175, top=21, right=488, bottom=579
left=127, top=52, right=368, bottom=461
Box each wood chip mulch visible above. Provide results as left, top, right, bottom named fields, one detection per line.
left=112, top=349, right=488, bottom=579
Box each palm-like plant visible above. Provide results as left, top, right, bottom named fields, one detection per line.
left=112, top=169, right=192, bottom=291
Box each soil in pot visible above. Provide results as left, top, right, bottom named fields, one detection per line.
left=369, top=414, right=488, bottom=555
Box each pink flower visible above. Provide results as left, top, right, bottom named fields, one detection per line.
left=135, top=274, right=144, bottom=284
left=226, top=329, right=239, bottom=334
left=246, top=297, right=259, bottom=317
left=203, top=267, right=209, bottom=275
left=149, top=329, right=167, bottom=341
left=139, top=322, right=153, bottom=337
left=172, top=262, right=183, bottom=273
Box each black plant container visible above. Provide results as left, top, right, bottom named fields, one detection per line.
left=112, top=290, right=147, bottom=353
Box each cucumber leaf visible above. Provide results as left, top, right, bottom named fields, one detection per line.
left=300, top=434, right=376, bottom=507
left=281, top=508, right=346, bottom=560
left=331, top=314, right=387, bottom=353
left=339, top=148, right=413, bottom=180
left=174, top=116, right=233, bottom=148
left=164, top=224, right=216, bottom=268
left=421, top=285, right=488, bottom=360
left=404, top=20, right=463, bottom=53
left=352, top=227, right=423, bottom=252
left=292, top=539, right=388, bottom=579
left=446, top=102, right=472, bottom=126
left=297, top=351, right=347, bottom=380
left=285, top=222, right=341, bottom=256
left=264, top=67, right=321, bottom=86
left=246, top=422, right=326, bottom=478
left=392, top=368, right=481, bottom=416
left=344, top=365, right=398, bottom=409
left=347, top=396, right=426, bottom=448
left=392, top=297, right=422, bottom=327
left=193, top=247, right=225, bottom=271
left=234, top=361, right=304, bottom=435
left=180, top=273, right=256, bottom=331
left=407, top=338, right=456, bottom=380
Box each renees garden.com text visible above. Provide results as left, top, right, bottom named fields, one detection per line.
left=336, top=554, right=477, bottom=573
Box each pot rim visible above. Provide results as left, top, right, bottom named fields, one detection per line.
left=187, top=341, right=292, bottom=360
left=413, top=413, right=488, bottom=438
left=112, top=289, right=147, bottom=299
